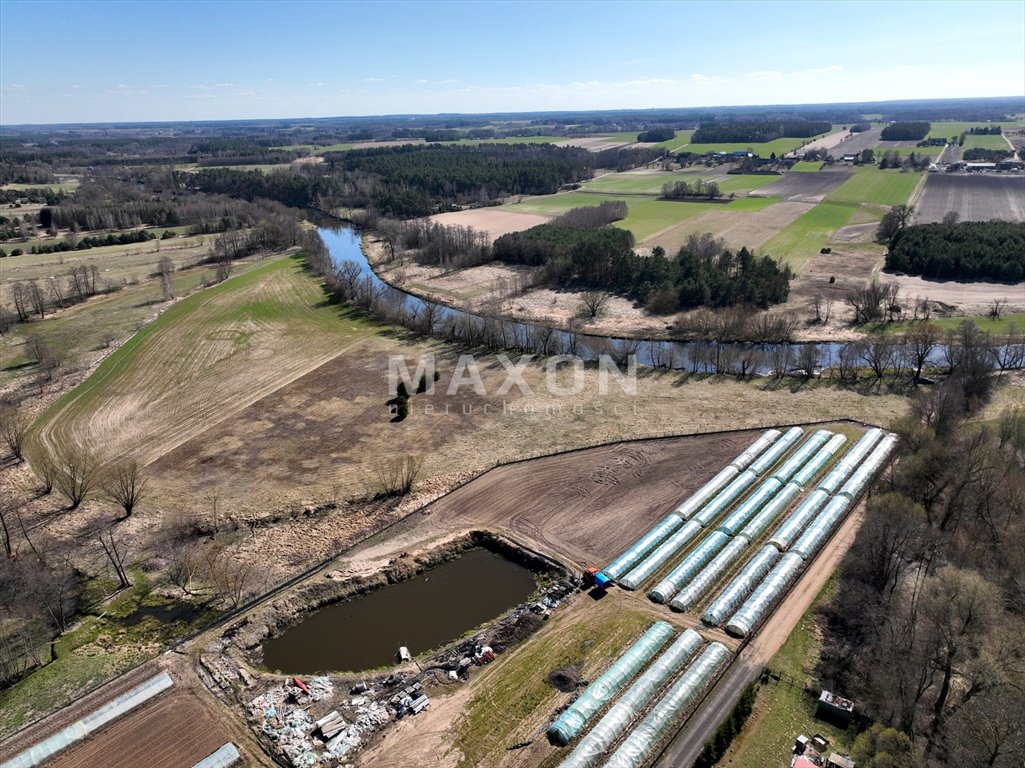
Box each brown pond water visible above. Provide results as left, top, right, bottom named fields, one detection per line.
left=260, top=548, right=539, bottom=674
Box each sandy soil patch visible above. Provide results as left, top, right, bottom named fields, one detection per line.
left=882, top=274, right=1025, bottom=311
left=646, top=201, right=813, bottom=253
left=556, top=136, right=633, bottom=151
left=428, top=209, right=552, bottom=239
left=500, top=286, right=671, bottom=337
left=831, top=222, right=878, bottom=243
left=788, top=130, right=852, bottom=156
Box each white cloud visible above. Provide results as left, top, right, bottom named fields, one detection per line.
left=415, top=79, right=429, bottom=85
left=363, top=77, right=387, bottom=83
left=745, top=70, right=783, bottom=79
left=9, top=83, right=28, bottom=91
left=805, top=65, right=843, bottom=75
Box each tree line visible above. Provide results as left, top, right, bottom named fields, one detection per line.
left=661, top=178, right=723, bottom=200
left=961, top=147, right=1014, bottom=162
left=816, top=381, right=1025, bottom=765
left=637, top=128, right=676, bottom=142
left=885, top=221, right=1025, bottom=282
left=692, top=120, right=831, bottom=143
left=185, top=144, right=662, bottom=218
left=880, top=121, right=931, bottom=141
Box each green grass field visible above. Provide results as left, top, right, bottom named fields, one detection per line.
left=790, top=161, right=824, bottom=172
left=685, top=132, right=831, bottom=158
left=875, top=144, right=944, bottom=157
left=454, top=597, right=652, bottom=768
left=721, top=575, right=855, bottom=767
left=926, top=121, right=1022, bottom=140
left=867, top=313, right=1025, bottom=336
left=1, top=181, right=80, bottom=193
left=760, top=167, right=923, bottom=270
left=826, top=166, right=924, bottom=208
left=26, top=254, right=380, bottom=465
left=961, top=132, right=1014, bottom=151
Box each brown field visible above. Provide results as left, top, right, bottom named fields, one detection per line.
left=646, top=200, right=813, bottom=254
left=555, top=136, right=633, bottom=151
left=748, top=169, right=851, bottom=203
left=408, top=429, right=763, bottom=567
left=883, top=273, right=1025, bottom=311
left=828, top=127, right=884, bottom=156
left=913, top=173, right=1025, bottom=223
left=428, top=208, right=552, bottom=239
left=43, top=690, right=234, bottom=768
left=788, top=129, right=852, bottom=156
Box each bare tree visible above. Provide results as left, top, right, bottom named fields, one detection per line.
left=373, top=455, right=424, bottom=497
left=157, top=255, right=175, bottom=300
left=797, top=343, right=821, bottom=379
left=53, top=444, right=99, bottom=509
left=201, top=541, right=257, bottom=609
left=95, top=523, right=131, bottom=589
left=578, top=290, right=610, bottom=320
left=103, top=460, right=148, bottom=518
left=847, top=279, right=893, bottom=324
left=0, top=402, right=31, bottom=461
left=27, top=280, right=47, bottom=319
left=989, top=298, right=1006, bottom=319
left=906, top=323, right=940, bottom=383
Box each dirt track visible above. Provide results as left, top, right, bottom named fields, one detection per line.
left=655, top=503, right=868, bottom=767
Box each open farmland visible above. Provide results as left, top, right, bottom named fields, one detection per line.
left=914, top=173, right=1025, bottom=223
left=685, top=134, right=831, bottom=157
left=43, top=688, right=239, bottom=768
left=926, top=120, right=1023, bottom=140
left=646, top=200, right=812, bottom=255
left=427, top=208, right=552, bottom=238
left=27, top=254, right=380, bottom=467
left=748, top=169, right=851, bottom=203
left=826, top=126, right=884, bottom=155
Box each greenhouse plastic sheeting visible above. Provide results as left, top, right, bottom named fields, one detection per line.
left=790, top=496, right=851, bottom=561
left=816, top=428, right=883, bottom=494
left=675, top=429, right=779, bottom=518
left=725, top=552, right=805, bottom=637
left=767, top=489, right=830, bottom=551
left=602, top=512, right=685, bottom=581
left=790, top=433, right=847, bottom=489
left=673, top=466, right=738, bottom=520
left=716, top=478, right=782, bottom=537
left=702, top=544, right=781, bottom=626
left=838, top=434, right=898, bottom=501
left=604, top=643, right=731, bottom=768
left=547, top=622, right=674, bottom=746
left=649, top=532, right=730, bottom=604
left=193, top=743, right=242, bottom=768
left=748, top=426, right=805, bottom=476
left=690, top=470, right=758, bottom=528
left=768, top=430, right=833, bottom=484
left=735, top=482, right=802, bottom=542
left=618, top=520, right=702, bottom=591
left=668, top=536, right=750, bottom=612
left=3, top=673, right=174, bottom=768
left=556, top=630, right=704, bottom=768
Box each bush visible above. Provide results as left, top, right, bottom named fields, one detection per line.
left=693, top=683, right=757, bottom=768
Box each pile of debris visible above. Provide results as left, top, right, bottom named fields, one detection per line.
left=248, top=676, right=400, bottom=766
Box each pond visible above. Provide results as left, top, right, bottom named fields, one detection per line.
left=260, top=548, right=539, bottom=674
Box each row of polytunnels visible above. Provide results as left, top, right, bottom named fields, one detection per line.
left=550, top=622, right=730, bottom=768
left=599, top=424, right=897, bottom=635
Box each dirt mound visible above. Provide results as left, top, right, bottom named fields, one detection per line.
left=547, top=665, right=582, bottom=693
left=489, top=612, right=544, bottom=652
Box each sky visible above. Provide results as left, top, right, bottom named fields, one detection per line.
left=1, top=0, right=1023, bottom=125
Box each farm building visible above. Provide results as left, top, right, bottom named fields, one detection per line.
left=965, top=162, right=997, bottom=172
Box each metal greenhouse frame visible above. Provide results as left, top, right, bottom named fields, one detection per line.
left=603, top=643, right=732, bottom=768
left=547, top=622, right=675, bottom=745
left=724, top=552, right=805, bottom=637
left=649, top=531, right=730, bottom=603
left=556, top=630, right=704, bottom=768
left=701, top=544, right=781, bottom=626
